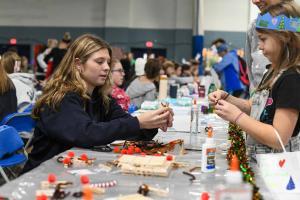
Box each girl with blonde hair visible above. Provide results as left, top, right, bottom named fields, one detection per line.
left=23, top=34, right=173, bottom=172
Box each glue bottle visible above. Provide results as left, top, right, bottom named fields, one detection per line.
left=215, top=155, right=252, bottom=200
left=158, top=75, right=168, bottom=100
left=201, top=128, right=216, bottom=172
left=189, top=99, right=199, bottom=149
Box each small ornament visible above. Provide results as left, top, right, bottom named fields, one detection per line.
left=80, top=175, right=90, bottom=185
left=166, top=155, right=173, bottom=161
left=67, top=151, right=75, bottom=158
left=63, top=157, right=72, bottom=168
left=201, top=191, right=210, bottom=200
left=36, top=194, right=48, bottom=200
left=121, top=149, right=128, bottom=154
left=135, top=147, right=142, bottom=153
left=80, top=154, right=88, bottom=162
left=113, top=147, right=120, bottom=153
left=47, top=174, right=56, bottom=184
left=127, top=149, right=134, bottom=155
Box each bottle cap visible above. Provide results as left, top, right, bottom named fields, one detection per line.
left=201, top=191, right=210, bottom=200
left=225, top=155, right=243, bottom=184
left=207, top=129, right=213, bottom=138
left=160, top=75, right=168, bottom=80
left=230, top=155, right=240, bottom=171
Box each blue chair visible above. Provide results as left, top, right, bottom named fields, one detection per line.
left=1, top=112, right=35, bottom=149
left=0, top=125, right=27, bottom=183
left=22, top=103, right=34, bottom=113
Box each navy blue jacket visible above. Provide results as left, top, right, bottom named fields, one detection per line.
left=23, top=91, right=157, bottom=172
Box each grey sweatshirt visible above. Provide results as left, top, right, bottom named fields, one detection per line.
left=126, top=78, right=157, bottom=108
left=245, top=20, right=271, bottom=92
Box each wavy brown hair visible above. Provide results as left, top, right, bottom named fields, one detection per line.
left=1, top=51, right=21, bottom=74
left=33, top=34, right=113, bottom=118
left=256, top=2, right=300, bottom=90
left=0, top=62, right=14, bottom=94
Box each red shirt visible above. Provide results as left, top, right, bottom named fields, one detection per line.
left=111, top=86, right=130, bottom=111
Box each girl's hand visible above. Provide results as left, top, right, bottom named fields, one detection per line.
left=214, top=100, right=242, bottom=123
left=137, top=107, right=173, bottom=131
left=208, top=90, right=228, bottom=105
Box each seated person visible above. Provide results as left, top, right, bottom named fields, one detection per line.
left=111, top=59, right=130, bottom=111
left=1, top=51, right=37, bottom=110
left=181, top=64, right=193, bottom=77
left=23, top=34, right=173, bottom=173
left=0, top=62, right=17, bottom=120
left=162, top=61, right=175, bottom=77
left=126, top=59, right=161, bottom=108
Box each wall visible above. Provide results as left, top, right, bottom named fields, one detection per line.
left=1, top=0, right=299, bottom=61
left=0, top=0, right=193, bottom=61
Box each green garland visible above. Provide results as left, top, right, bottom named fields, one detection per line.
left=227, top=123, right=263, bottom=200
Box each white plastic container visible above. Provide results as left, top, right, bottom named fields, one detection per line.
left=215, top=155, right=252, bottom=200
left=201, top=129, right=216, bottom=172
left=158, top=75, right=168, bottom=100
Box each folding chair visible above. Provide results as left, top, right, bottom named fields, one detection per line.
left=0, top=125, right=27, bottom=183
left=1, top=112, right=35, bottom=149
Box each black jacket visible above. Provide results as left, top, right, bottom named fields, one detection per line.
left=0, top=86, right=17, bottom=121
left=23, top=91, right=157, bottom=172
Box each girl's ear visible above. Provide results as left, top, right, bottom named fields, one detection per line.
left=75, top=58, right=82, bottom=73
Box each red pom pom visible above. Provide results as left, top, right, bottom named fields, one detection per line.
left=36, top=194, right=48, bottom=200
left=121, top=149, right=127, bottom=154
left=140, top=152, right=146, bottom=156
left=63, top=157, right=71, bottom=165
left=128, top=146, right=135, bottom=151
left=67, top=151, right=75, bottom=158
left=80, top=153, right=88, bottom=161
left=113, top=147, right=120, bottom=153
left=47, top=173, right=56, bottom=183
left=166, top=155, right=173, bottom=161
left=80, top=175, right=90, bottom=184
left=127, top=149, right=134, bottom=155
left=134, top=147, right=141, bottom=153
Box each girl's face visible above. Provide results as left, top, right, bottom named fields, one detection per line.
left=257, top=32, right=281, bottom=64
left=176, top=66, right=182, bottom=76
left=111, top=62, right=125, bottom=86
left=79, top=48, right=111, bottom=93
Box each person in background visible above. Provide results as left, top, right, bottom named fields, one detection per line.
left=20, top=56, right=29, bottom=73
left=245, top=0, right=293, bottom=92
left=111, top=59, right=130, bottom=111
left=23, top=34, right=173, bottom=173
left=213, top=44, right=244, bottom=97
left=162, top=61, right=175, bottom=77
left=174, top=62, right=182, bottom=77
left=181, top=64, right=193, bottom=77
left=44, top=32, right=71, bottom=77
left=126, top=59, right=161, bottom=108
left=36, top=39, right=58, bottom=80
left=209, top=2, right=300, bottom=160
left=1, top=51, right=36, bottom=110
left=0, top=61, right=17, bottom=120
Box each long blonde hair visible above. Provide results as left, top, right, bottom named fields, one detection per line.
left=33, top=34, right=113, bottom=118
left=256, top=2, right=300, bottom=90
